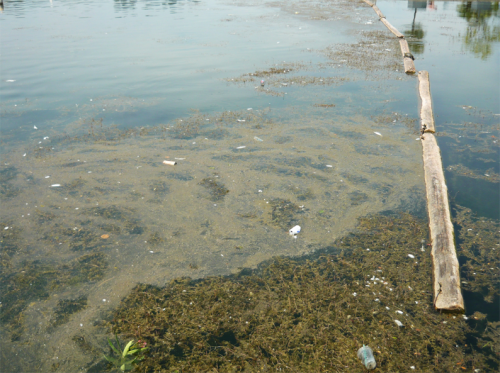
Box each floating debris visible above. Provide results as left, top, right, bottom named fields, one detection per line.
left=50, top=184, right=62, bottom=187
left=374, top=132, right=382, bottom=136
left=289, top=225, right=301, bottom=236
left=236, top=146, right=246, bottom=149
left=162, top=160, right=177, bottom=166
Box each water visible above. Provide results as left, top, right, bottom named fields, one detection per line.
left=376, top=0, right=500, bottom=218
left=0, top=0, right=498, bottom=371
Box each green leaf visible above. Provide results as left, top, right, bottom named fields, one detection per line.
left=103, top=355, right=118, bottom=364
left=122, top=340, right=135, bottom=358
left=107, top=338, right=121, bottom=356
left=115, top=335, right=122, bottom=351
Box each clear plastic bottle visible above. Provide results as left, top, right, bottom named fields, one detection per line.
left=357, top=345, right=376, bottom=370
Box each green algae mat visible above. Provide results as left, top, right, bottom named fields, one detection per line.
left=107, top=209, right=499, bottom=372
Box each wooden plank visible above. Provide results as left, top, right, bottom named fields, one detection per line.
left=380, top=18, right=404, bottom=38
left=418, top=71, right=436, bottom=133
left=421, top=133, right=464, bottom=311
left=403, top=58, right=416, bottom=74
left=400, top=40, right=416, bottom=73
left=372, top=5, right=385, bottom=19
left=399, top=38, right=411, bottom=56
left=362, top=0, right=375, bottom=6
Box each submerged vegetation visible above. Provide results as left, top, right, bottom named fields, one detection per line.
left=108, top=211, right=499, bottom=372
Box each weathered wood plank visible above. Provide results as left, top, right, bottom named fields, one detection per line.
left=372, top=5, right=385, bottom=19
left=403, top=58, right=416, bottom=74
left=418, top=71, right=436, bottom=133
left=421, top=133, right=464, bottom=311
left=380, top=18, right=404, bottom=38
left=362, top=0, right=375, bottom=7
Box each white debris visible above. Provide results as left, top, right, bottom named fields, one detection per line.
left=50, top=184, right=62, bottom=187
left=408, top=254, right=415, bottom=258
left=374, top=132, right=382, bottom=136
left=34, top=125, right=38, bottom=129
left=394, top=320, right=404, bottom=327
left=326, top=165, right=333, bottom=168
left=236, top=146, right=246, bottom=149
left=396, top=310, right=403, bottom=314
left=237, top=119, right=246, bottom=122
left=289, top=225, right=301, bottom=236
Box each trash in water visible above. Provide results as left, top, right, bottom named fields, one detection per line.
left=374, top=132, right=382, bottom=136
left=237, top=119, right=245, bottom=122
left=6, top=80, right=16, bottom=82
left=260, top=80, right=265, bottom=86
left=50, top=184, right=62, bottom=187
left=289, top=225, right=301, bottom=236
left=163, top=160, right=177, bottom=166
left=394, top=320, right=404, bottom=327
left=34, top=125, right=38, bottom=129
left=408, top=254, right=415, bottom=258
left=236, top=146, right=246, bottom=149
left=357, top=345, right=376, bottom=370
left=326, top=165, right=333, bottom=168
left=254, top=136, right=263, bottom=142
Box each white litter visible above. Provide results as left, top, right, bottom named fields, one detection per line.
left=396, top=310, right=403, bottom=314
left=50, top=184, right=62, bottom=187
left=174, top=158, right=185, bottom=160
left=289, top=225, right=301, bottom=236
left=408, top=254, right=415, bottom=258
left=163, top=160, right=177, bottom=166
left=236, top=146, right=246, bottom=149
left=326, top=165, right=333, bottom=168
left=254, top=136, right=263, bottom=141
left=6, top=80, right=16, bottom=82
left=237, top=119, right=246, bottom=122
left=374, top=132, right=382, bottom=136
left=34, top=126, right=38, bottom=129
left=45, top=176, right=50, bottom=178
left=394, top=320, right=404, bottom=327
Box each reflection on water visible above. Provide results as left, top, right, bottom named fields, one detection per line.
left=457, top=1, right=500, bottom=59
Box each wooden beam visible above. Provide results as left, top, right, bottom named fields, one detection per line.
left=421, top=133, right=464, bottom=311
left=380, top=18, right=404, bottom=38
left=362, top=0, right=375, bottom=7
left=372, top=5, right=385, bottom=19
left=399, top=39, right=416, bottom=74
left=418, top=71, right=435, bottom=133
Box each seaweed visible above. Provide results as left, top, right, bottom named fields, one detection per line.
left=269, top=198, right=302, bottom=230
left=199, top=177, right=229, bottom=201
left=51, top=296, right=88, bottom=328
left=108, top=212, right=499, bottom=372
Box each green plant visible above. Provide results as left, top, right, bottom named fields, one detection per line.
left=104, top=335, right=148, bottom=371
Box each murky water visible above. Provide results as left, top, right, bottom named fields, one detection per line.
left=0, top=0, right=498, bottom=372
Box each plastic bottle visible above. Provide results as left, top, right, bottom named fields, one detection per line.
left=357, top=345, right=376, bottom=370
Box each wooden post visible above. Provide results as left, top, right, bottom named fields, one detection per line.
left=418, top=71, right=435, bottom=133
left=399, top=39, right=416, bottom=74
left=380, top=18, right=404, bottom=38
left=421, top=133, right=464, bottom=311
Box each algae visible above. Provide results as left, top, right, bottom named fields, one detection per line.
left=107, top=211, right=499, bottom=372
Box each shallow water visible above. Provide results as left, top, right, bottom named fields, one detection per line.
left=0, top=0, right=498, bottom=372
left=376, top=0, right=500, bottom=218
left=0, top=1, right=423, bottom=370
